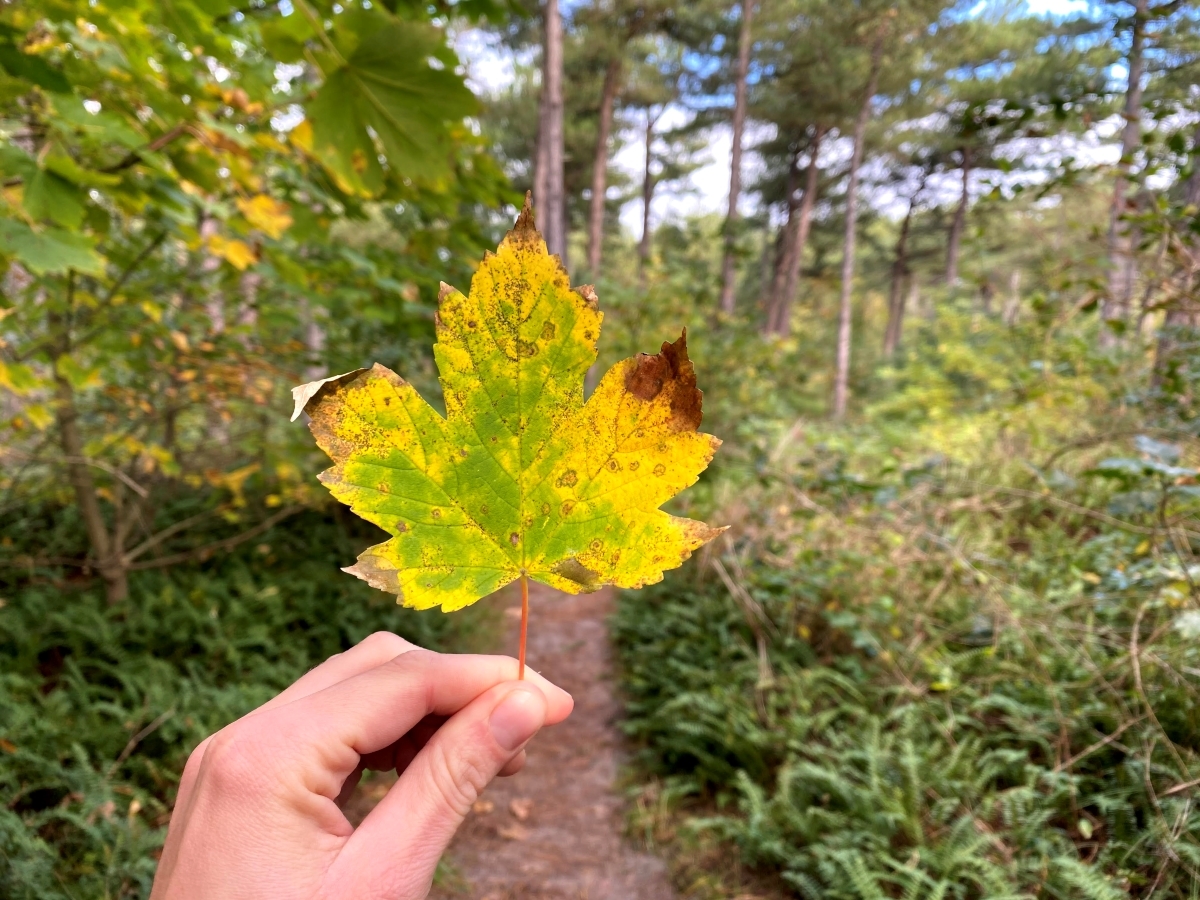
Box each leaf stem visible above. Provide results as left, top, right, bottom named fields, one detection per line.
left=518, top=573, right=529, bottom=681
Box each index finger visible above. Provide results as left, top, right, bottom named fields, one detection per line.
left=245, top=650, right=572, bottom=791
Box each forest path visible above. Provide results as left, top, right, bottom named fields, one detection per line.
left=432, top=583, right=674, bottom=900
left=349, top=582, right=675, bottom=900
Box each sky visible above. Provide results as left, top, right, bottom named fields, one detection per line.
left=454, top=0, right=1112, bottom=236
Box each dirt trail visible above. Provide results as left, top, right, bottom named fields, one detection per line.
left=433, top=582, right=675, bottom=900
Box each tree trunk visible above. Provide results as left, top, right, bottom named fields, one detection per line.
left=1102, top=0, right=1147, bottom=346
left=1153, top=122, right=1200, bottom=383
left=52, top=276, right=127, bottom=603
left=910, top=274, right=924, bottom=321
left=1003, top=270, right=1022, bottom=326
left=638, top=109, right=658, bottom=280
left=587, top=58, right=621, bottom=275
left=832, top=40, right=883, bottom=420
left=536, top=0, right=566, bottom=257
left=945, top=146, right=971, bottom=287
left=767, top=125, right=825, bottom=336
left=718, top=0, right=754, bottom=315
left=763, top=145, right=801, bottom=329
left=759, top=222, right=774, bottom=306
left=884, top=195, right=916, bottom=358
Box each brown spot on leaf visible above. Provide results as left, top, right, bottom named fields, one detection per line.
left=578, top=284, right=599, bottom=310
left=629, top=460, right=639, bottom=471
left=541, top=321, right=556, bottom=340
left=550, top=556, right=599, bottom=588
left=517, top=340, right=537, bottom=358
left=509, top=532, right=519, bottom=546
left=541, top=502, right=550, bottom=515
left=560, top=501, right=574, bottom=516
left=623, top=330, right=703, bottom=432
left=607, top=459, right=620, bottom=472
left=590, top=539, right=603, bottom=551
left=653, top=463, right=666, bottom=476
left=557, top=469, right=578, bottom=487
left=431, top=509, right=442, bottom=519
left=396, top=522, right=408, bottom=533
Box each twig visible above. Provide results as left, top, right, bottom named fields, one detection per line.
left=1162, top=777, right=1200, bottom=797
left=962, top=481, right=1200, bottom=542
left=102, top=231, right=168, bottom=304
left=123, top=509, right=218, bottom=563
left=100, top=123, right=190, bottom=174
left=1054, top=716, right=1147, bottom=773
left=107, top=708, right=175, bottom=777
left=713, top=556, right=776, bottom=691
left=0, top=449, right=149, bottom=498
left=1131, top=599, right=1191, bottom=778
left=126, top=506, right=302, bottom=570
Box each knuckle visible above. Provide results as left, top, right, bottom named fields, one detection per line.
left=358, top=630, right=412, bottom=660
left=182, top=735, right=212, bottom=774
left=384, top=646, right=434, bottom=679
left=202, top=726, right=267, bottom=794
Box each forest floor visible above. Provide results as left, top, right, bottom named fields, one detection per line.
left=347, top=582, right=675, bottom=900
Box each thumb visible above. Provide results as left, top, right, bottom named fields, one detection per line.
left=330, top=682, right=552, bottom=898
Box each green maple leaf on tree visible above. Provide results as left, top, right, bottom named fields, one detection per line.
left=292, top=197, right=722, bottom=668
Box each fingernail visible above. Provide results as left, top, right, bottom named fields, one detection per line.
left=489, top=689, right=545, bottom=751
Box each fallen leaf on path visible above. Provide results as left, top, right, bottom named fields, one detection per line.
left=497, top=822, right=529, bottom=841
left=509, top=797, right=533, bottom=821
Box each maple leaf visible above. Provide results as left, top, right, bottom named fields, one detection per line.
left=291, top=197, right=723, bottom=625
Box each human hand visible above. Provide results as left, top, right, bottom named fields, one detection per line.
left=150, top=632, right=573, bottom=900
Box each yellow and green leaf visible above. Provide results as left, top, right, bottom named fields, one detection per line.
left=236, top=194, right=292, bottom=240
left=292, top=198, right=723, bottom=612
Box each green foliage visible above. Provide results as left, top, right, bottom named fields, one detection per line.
left=0, top=508, right=492, bottom=899
left=0, top=0, right=515, bottom=604
left=615, top=315, right=1200, bottom=896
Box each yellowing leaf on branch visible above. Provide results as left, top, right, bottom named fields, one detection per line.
left=0, top=360, right=40, bottom=395
left=292, top=196, right=723, bottom=623
left=236, top=194, right=292, bottom=239
left=206, top=234, right=256, bottom=271
left=23, top=403, right=54, bottom=431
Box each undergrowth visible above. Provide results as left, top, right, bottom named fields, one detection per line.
left=616, top=416, right=1200, bottom=898
left=0, top=507, right=493, bottom=899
